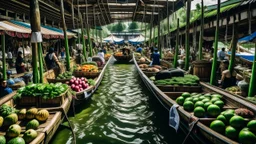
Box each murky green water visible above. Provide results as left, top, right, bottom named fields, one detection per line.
left=51, top=63, right=193, bottom=144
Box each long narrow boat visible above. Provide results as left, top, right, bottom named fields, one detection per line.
left=74, top=56, right=112, bottom=105
left=0, top=90, right=72, bottom=144
left=133, top=54, right=256, bottom=144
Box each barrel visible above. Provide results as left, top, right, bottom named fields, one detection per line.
left=192, top=60, right=212, bottom=82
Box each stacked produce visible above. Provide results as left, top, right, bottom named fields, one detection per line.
left=104, top=54, right=111, bottom=60
left=155, top=75, right=199, bottom=86
left=139, top=64, right=162, bottom=73
left=138, top=57, right=146, bottom=63
left=0, top=105, right=49, bottom=143
left=7, top=78, right=25, bottom=86
left=114, top=52, right=123, bottom=56
left=67, top=76, right=95, bottom=92
left=134, top=52, right=141, bottom=58
left=176, top=92, right=225, bottom=118
left=56, top=71, right=73, bottom=80
left=247, top=97, right=256, bottom=104
left=210, top=108, right=256, bottom=144
left=76, top=64, right=98, bottom=73
left=14, top=83, right=69, bottom=100
left=225, top=86, right=241, bottom=94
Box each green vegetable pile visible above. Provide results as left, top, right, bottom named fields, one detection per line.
left=155, top=75, right=199, bottom=86
left=56, top=71, right=73, bottom=80
left=14, top=83, right=69, bottom=100
left=0, top=104, right=17, bottom=117
left=88, top=79, right=96, bottom=86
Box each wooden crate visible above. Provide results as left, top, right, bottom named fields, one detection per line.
left=39, top=89, right=68, bottom=107
left=16, top=96, right=39, bottom=107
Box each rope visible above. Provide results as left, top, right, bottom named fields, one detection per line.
left=182, top=119, right=199, bottom=144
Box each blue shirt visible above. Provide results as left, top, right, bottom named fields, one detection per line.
left=218, top=50, right=226, bottom=60
left=0, top=86, right=13, bottom=98
left=136, top=47, right=143, bottom=53
left=151, top=52, right=160, bottom=65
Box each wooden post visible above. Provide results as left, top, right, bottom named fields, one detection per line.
left=158, top=10, right=161, bottom=58
left=198, top=0, right=204, bottom=60
left=228, top=22, right=238, bottom=72
left=185, top=0, right=191, bottom=70
left=173, top=19, right=179, bottom=68
left=149, top=10, right=153, bottom=47
left=167, top=0, right=170, bottom=48
left=210, top=0, right=221, bottom=85
left=60, top=0, right=71, bottom=71
left=248, top=42, right=256, bottom=96
left=1, top=34, right=7, bottom=80
left=30, top=0, right=41, bottom=83
left=87, top=25, right=93, bottom=57
left=38, top=43, right=44, bottom=83
left=71, top=0, right=75, bottom=29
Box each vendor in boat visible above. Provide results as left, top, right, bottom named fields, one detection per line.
left=151, top=48, right=160, bottom=65
left=15, top=51, right=26, bottom=74
left=45, top=47, right=60, bottom=70
left=217, top=47, right=227, bottom=60
left=0, top=79, right=13, bottom=98
left=75, top=49, right=86, bottom=64
left=97, top=49, right=105, bottom=64
left=219, top=60, right=243, bottom=89
left=136, top=45, right=143, bottom=53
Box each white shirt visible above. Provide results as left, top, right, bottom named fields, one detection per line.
left=97, top=52, right=105, bottom=63
left=7, top=52, right=12, bottom=59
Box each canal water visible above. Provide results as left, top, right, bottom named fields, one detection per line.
left=51, top=62, right=194, bottom=144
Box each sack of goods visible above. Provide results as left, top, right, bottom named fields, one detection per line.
left=155, top=69, right=184, bottom=80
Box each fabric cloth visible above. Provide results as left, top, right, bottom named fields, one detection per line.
left=136, top=47, right=143, bottom=53
left=97, top=52, right=105, bottom=64
left=0, top=86, right=13, bottom=98
left=151, top=52, right=160, bottom=65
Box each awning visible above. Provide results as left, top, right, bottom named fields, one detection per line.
left=10, top=20, right=76, bottom=39
left=128, top=35, right=145, bottom=45
left=103, top=34, right=124, bottom=44
left=0, top=21, right=31, bottom=38
left=238, top=31, right=256, bottom=43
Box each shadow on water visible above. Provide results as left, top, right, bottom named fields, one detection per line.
left=50, top=62, right=196, bottom=144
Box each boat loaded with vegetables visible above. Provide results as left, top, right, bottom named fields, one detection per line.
left=0, top=82, right=73, bottom=144
left=133, top=54, right=256, bottom=144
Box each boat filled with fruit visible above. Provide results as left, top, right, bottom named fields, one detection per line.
left=133, top=54, right=256, bottom=144
left=0, top=82, right=73, bottom=144
left=113, top=48, right=133, bottom=63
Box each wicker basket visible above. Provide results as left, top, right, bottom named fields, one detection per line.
left=73, top=70, right=100, bottom=78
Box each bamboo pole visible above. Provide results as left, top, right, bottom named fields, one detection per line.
left=228, top=22, right=238, bottom=72
left=173, top=19, right=179, bottom=68
left=30, top=0, right=41, bottom=83
left=167, top=0, right=170, bottom=48
left=198, top=0, right=204, bottom=60
left=149, top=9, right=153, bottom=47
left=60, top=0, right=71, bottom=71
left=38, top=43, right=43, bottom=83
left=210, top=0, right=221, bottom=85
left=1, top=34, right=6, bottom=80
left=71, top=0, right=75, bottom=29
left=185, top=0, right=191, bottom=70
left=248, top=42, right=256, bottom=97
left=157, top=10, right=161, bottom=58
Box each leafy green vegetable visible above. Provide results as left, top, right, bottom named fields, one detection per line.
left=88, top=79, right=96, bottom=86
left=0, top=104, right=16, bottom=117
left=14, top=83, right=69, bottom=100
left=154, top=74, right=199, bottom=86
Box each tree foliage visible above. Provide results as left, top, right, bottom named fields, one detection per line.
left=128, top=22, right=139, bottom=30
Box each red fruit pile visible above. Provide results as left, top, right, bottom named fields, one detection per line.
left=66, top=76, right=89, bottom=92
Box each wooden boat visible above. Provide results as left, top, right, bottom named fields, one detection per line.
left=74, top=56, right=112, bottom=104
left=0, top=90, right=72, bottom=144
left=133, top=54, right=256, bottom=144
left=113, top=54, right=133, bottom=63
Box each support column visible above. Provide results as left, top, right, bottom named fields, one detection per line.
left=1, top=35, right=6, bottom=80
left=30, top=0, right=41, bottom=83
left=60, top=0, right=71, bottom=70
left=198, top=0, right=204, bottom=60
left=248, top=43, right=256, bottom=96
left=173, top=19, right=179, bottom=68
left=210, top=0, right=221, bottom=85
left=38, top=43, right=44, bottom=83
left=185, top=0, right=191, bottom=70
